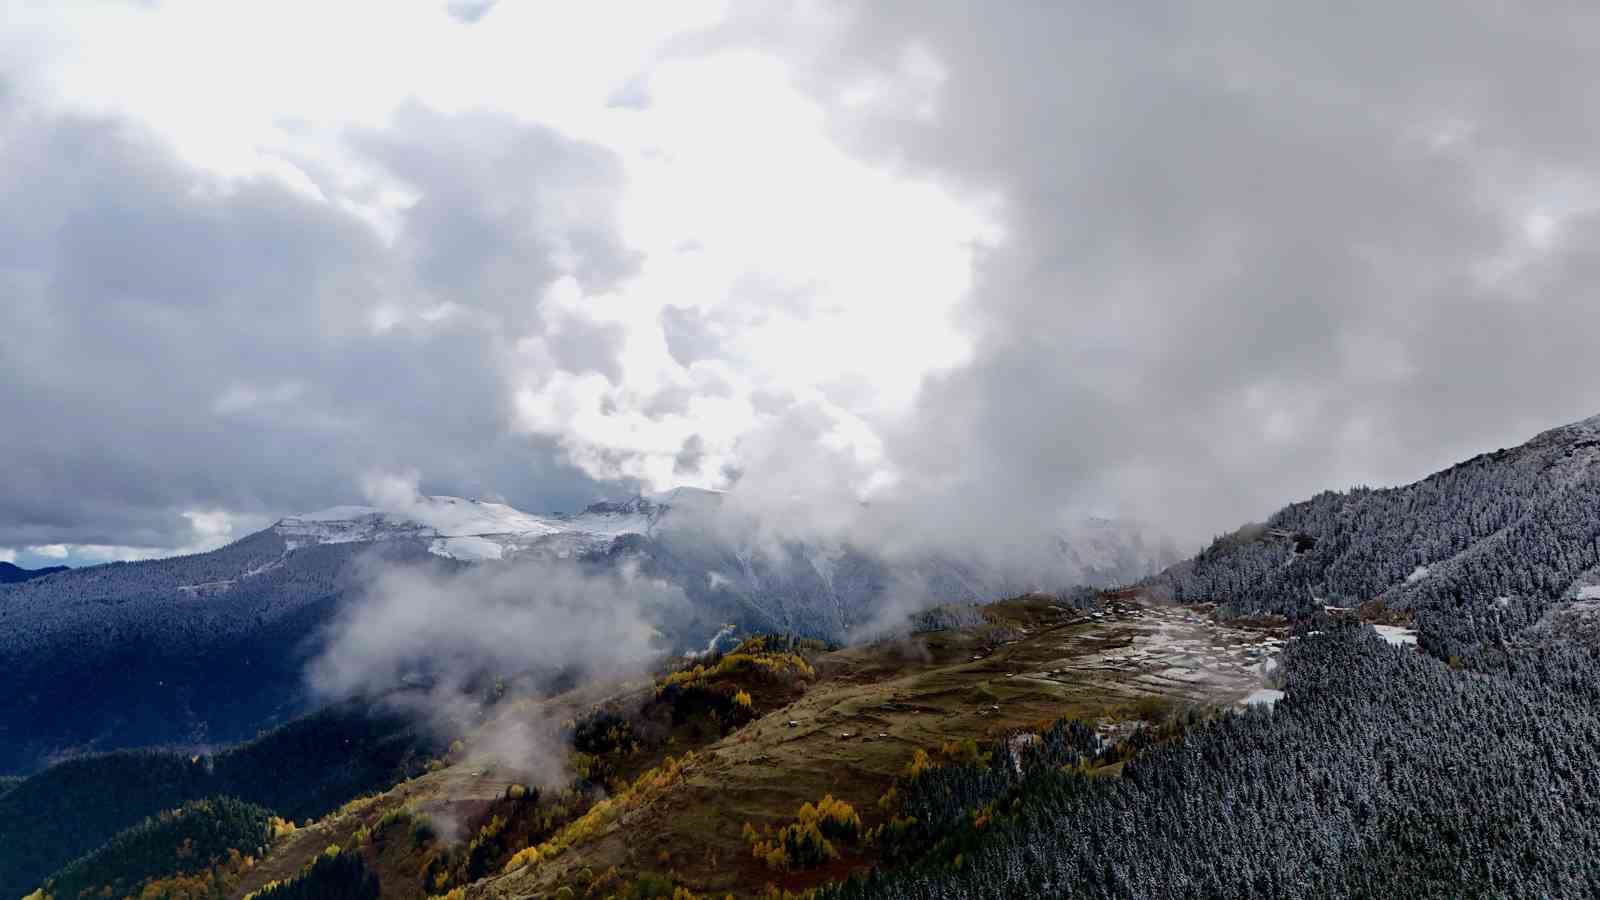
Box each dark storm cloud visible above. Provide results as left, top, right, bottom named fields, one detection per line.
left=12, top=2, right=1600, bottom=572
left=542, top=312, right=629, bottom=383
left=351, top=102, right=642, bottom=304
left=0, top=98, right=636, bottom=551
left=706, top=1, right=1600, bottom=548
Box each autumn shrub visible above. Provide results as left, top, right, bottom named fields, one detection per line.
left=744, top=794, right=861, bottom=870
left=572, top=708, right=641, bottom=757
left=503, top=754, right=698, bottom=875
left=248, top=846, right=377, bottom=900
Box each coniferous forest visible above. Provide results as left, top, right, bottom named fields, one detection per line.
left=827, top=619, right=1600, bottom=898
left=821, top=420, right=1600, bottom=897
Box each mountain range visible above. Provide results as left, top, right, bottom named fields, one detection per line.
left=9, top=411, right=1600, bottom=898
left=0, top=487, right=1170, bottom=774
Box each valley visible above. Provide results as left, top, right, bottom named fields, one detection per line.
left=7, top=413, right=1597, bottom=899
left=0, top=493, right=1168, bottom=775
left=9, top=5, right=1600, bottom=895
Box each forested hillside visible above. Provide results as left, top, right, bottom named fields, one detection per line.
left=0, top=536, right=444, bottom=773
left=36, top=797, right=281, bottom=900
left=1148, top=414, right=1600, bottom=661
left=19, top=415, right=1600, bottom=899
left=0, top=562, right=68, bottom=584
left=816, top=415, right=1600, bottom=898
left=0, top=705, right=436, bottom=900
left=0, top=494, right=1167, bottom=774
left=827, top=621, right=1600, bottom=898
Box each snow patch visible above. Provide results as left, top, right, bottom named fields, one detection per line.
left=686, top=623, right=737, bottom=658
left=1405, top=565, right=1430, bottom=583
left=556, top=509, right=657, bottom=537
left=408, top=497, right=563, bottom=539
left=1373, top=624, right=1418, bottom=646
left=289, top=504, right=383, bottom=523
left=1243, top=688, right=1284, bottom=707
left=1577, top=585, right=1600, bottom=601
left=429, top=536, right=505, bottom=561
left=274, top=493, right=680, bottom=560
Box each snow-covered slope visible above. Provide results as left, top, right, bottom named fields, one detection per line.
left=272, top=493, right=694, bottom=561
left=1145, top=410, right=1600, bottom=659
left=272, top=487, right=1173, bottom=595
left=2, top=481, right=1173, bottom=774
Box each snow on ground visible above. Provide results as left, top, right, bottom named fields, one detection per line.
left=1577, top=585, right=1600, bottom=601
left=275, top=494, right=676, bottom=560
left=273, top=508, right=399, bottom=545
left=429, top=536, right=505, bottom=561
left=555, top=505, right=659, bottom=537
left=1244, top=688, right=1285, bottom=707
left=291, top=504, right=384, bottom=522
left=686, top=623, right=737, bottom=658
left=1025, top=604, right=1287, bottom=712
left=648, top=486, right=725, bottom=512
left=1406, top=565, right=1430, bottom=583
left=405, top=496, right=563, bottom=538
left=1373, top=624, right=1419, bottom=646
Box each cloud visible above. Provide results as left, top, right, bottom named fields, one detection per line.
left=606, top=73, right=654, bottom=111
left=349, top=101, right=641, bottom=303
left=14, top=1, right=1600, bottom=580
left=4, top=507, right=271, bottom=568
left=1, top=7, right=995, bottom=565
left=306, top=554, right=686, bottom=781
left=307, top=557, right=678, bottom=700
left=686, top=1, right=1600, bottom=549
left=673, top=434, right=707, bottom=476
left=0, top=97, right=631, bottom=551
left=444, top=0, right=497, bottom=24
left=658, top=304, right=721, bottom=367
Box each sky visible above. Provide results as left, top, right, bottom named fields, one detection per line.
left=3, top=1, right=1600, bottom=570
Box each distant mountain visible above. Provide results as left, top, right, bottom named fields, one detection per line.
left=1146, top=412, right=1600, bottom=662
left=0, top=562, right=67, bottom=584
left=270, top=491, right=682, bottom=561
left=0, top=489, right=1170, bottom=773
left=271, top=490, right=1173, bottom=637
left=19, top=417, right=1600, bottom=899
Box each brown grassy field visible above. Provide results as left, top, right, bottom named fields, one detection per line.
left=235, top=595, right=1284, bottom=899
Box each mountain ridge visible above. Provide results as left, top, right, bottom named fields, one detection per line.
left=12, top=412, right=1600, bottom=898
left=0, top=562, right=68, bottom=585
left=1144, top=410, right=1600, bottom=661
left=269, top=492, right=692, bottom=561
left=0, top=487, right=1167, bottom=774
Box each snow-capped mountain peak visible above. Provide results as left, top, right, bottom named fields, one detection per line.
left=273, top=493, right=669, bottom=560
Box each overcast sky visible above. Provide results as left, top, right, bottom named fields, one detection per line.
left=3, top=1, right=1599, bottom=569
